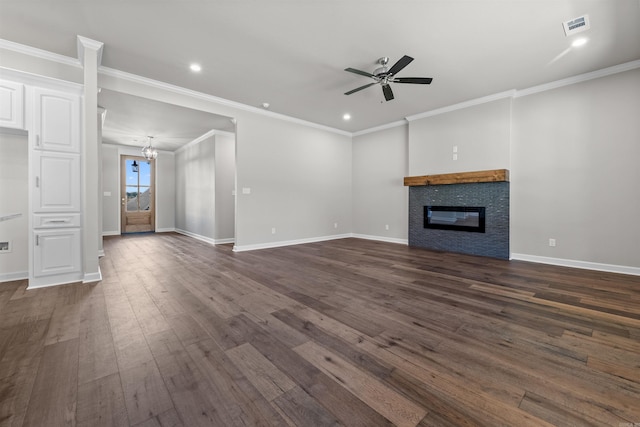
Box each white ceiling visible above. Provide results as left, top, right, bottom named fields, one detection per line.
left=98, top=90, right=234, bottom=151
left=1, top=1, right=639, bottom=136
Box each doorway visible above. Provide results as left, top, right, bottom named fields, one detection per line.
left=120, top=155, right=155, bottom=233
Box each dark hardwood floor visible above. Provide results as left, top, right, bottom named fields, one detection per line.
left=1, top=233, right=639, bottom=426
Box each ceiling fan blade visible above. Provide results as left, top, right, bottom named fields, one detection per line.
left=345, top=67, right=375, bottom=78
left=387, top=55, right=414, bottom=76
left=382, top=84, right=394, bottom=101
left=344, top=82, right=377, bottom=95
left=392, top=77, right=433, bottom=84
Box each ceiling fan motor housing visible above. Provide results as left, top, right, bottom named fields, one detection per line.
left=374, top=57, right=390, bottom=76
left=374, top=66, right=388, bottom=76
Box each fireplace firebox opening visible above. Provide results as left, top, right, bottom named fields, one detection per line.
left=424, top=206, right=486, bottom=233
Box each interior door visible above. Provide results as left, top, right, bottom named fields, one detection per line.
left=121, top=155, right=155, bottom=233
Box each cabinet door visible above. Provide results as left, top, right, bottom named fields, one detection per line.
left=33, top=229, right=81, bottom=277
left=0, top=80, right=25, bottom=129
left=32, top=151, right=81, bottom=212
left=33, top=88, right=80, bottom=152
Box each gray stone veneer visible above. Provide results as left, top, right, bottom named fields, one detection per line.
left=409, top=182, right=509, bottom=259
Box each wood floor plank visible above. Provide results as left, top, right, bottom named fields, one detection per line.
left=294, top=340, right=428, bottom=427
left=132, top=408, right=183, bottom=427
left=22, top=338, right=79, bottom=427
left=76, top=372, right=128, bottom=427
left=271, top=386, right=341, bottom=427
left=186, top=338, right=290, bottom=426
left=102, top=279, right=155, bottom=371
left=119, top=361, right=174, bottom=426
left=77, top=287, right=119, bottom=385
left=226, top=342, right=297, bottom=402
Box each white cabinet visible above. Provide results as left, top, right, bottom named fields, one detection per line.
left=32, top=151, right=81, bottom=212
left=0, top=80, right=25, bottom=129
left=32, top=87, right=80, bottom=152
left=33, top=229, right=81, bottom=277
left=29, top=85, right=82, bottom=288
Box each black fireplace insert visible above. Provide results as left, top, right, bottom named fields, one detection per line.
left=424, top=206, right=485, bottom=233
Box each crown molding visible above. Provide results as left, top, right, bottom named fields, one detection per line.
left=353, top=119, right=407, bottom=137
left=175, top=129, right=237, bottom=154
left=514, top=59, right=640, bottom=98
left=0, top=66, right=82, bottom=93
left=77, top=36, right=104, bottom=67
left=174, top=129, right=216, bottom=154
left=0, top=38, right=81, bottom=68
left=98, top=66, right=352, bottom=137
left=405, top=90, right=516, bottom=122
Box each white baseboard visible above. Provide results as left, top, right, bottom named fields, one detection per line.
left=175, top=228, right=217, bottom=246
left=511, top=253, right=640, bottom=277
left=156, top=228, right=176, bottom=233
left=233, top=233, right=352, bottom=252
left=352, top=233, right=408, bottom=245
left=83, top=268, right=102, bottom=284
left=104, top=229, right=177, bottom=236
left=0, top=271, right=28, bottom=283
left=215, top=238, right=235, bottom=244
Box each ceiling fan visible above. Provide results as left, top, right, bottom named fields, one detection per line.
left=344, top=55, right=433, bottom=101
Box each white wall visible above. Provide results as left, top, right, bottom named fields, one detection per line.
left=175, top=136, right=216, bottom=240
left=234, top=113, right=352, bottom=250
left=352, top=125, right=409, bottom=242
left=174, top=132, right=236, bottom=243
left=0, top=130, right=29, bottom=280
left=101, top=144, right=119, bottom=234
left=408, top=98, right=512, bottom=176
left=155, top=151, right=175, bottom=231
left=511, top=68, right=640, bottom=269
left=214, top=133, right=236, bottom=241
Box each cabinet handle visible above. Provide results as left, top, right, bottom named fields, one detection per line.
left=36, top=135, right=40, bottom=147
left=47, top=219, right=68, bottom=224
left=36, top=176, right=40, bottom=188
left=36, top=235, right=40, bottom=246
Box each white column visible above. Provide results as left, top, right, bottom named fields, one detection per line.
left=98, top=107, right=106, bottom=257
left=77, top=36, right=104, bottom=283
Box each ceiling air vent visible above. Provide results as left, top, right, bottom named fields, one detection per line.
left=563, top=15, right=590, bottom=36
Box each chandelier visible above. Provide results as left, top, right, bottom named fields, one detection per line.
left=141, top=136, right=158, bottom=160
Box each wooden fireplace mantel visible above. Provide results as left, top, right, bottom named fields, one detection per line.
left=403, top=169, right=509, bottom=186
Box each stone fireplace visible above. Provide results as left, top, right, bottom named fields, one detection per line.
left=405, top=169, right=509, bottom=259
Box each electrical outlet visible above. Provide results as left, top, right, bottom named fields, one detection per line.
left=549, top=238, right=556, bottom=247
left=385, top=224, right=389, bottom=230
left=452, top=153, right=458, bottom=161
left=334, top=222, right=338, bottom=229
left=271, top=227, right=276, bottom=234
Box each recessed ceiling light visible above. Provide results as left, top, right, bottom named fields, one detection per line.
left=190, top=63, right=202, bottom=72
left=343, top=113, right=351, bottom=121
left=571, top=37, right=588, bottom=48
